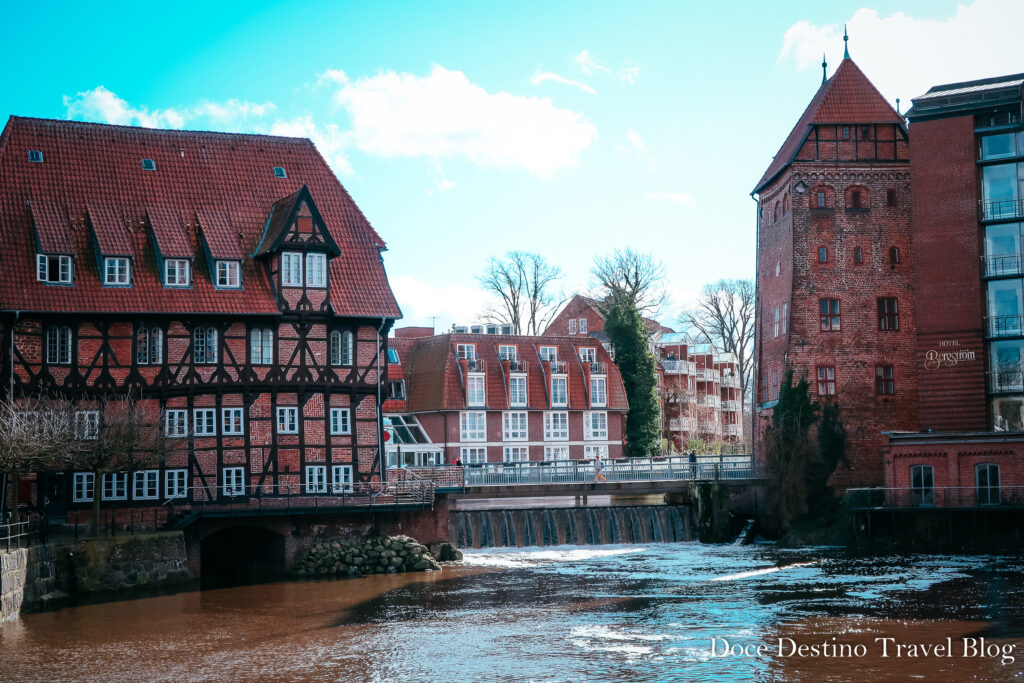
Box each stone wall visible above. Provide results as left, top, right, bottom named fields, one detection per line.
left=61, top=532, right=193, bottom=594
left=1, top=544, right=57, bottom=621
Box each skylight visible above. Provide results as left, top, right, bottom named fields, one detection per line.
left=273, top=166, right=287, bottom=178
left=27, top=150, right=43, bottom=163
left=141, top=159, right=157, bottom=171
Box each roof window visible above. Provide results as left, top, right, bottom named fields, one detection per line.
left=141, top=159, right=157, bottom=171
left=273, top=166, right=287, bottom=178
left=28, top=150, right=43, bottom=163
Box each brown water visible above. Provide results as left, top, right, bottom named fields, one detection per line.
left=3, top=544, right=1024, bottom=682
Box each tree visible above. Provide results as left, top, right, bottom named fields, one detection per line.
left=680, top=279, right=755, bottom=421
left=604, top=301, right=662, bottom=457
left=479, top=251, right=565, bottom=335
left=762, top=370, right=819, bottom=533
left=591, top=248, right=667, bottom=316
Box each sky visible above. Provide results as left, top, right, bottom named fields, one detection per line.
left=3, top=0, right=1023, bottom=332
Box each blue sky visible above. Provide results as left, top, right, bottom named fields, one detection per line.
left=3, top=0, right=1022, bottom=331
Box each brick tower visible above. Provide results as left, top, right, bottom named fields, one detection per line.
left=752, top=48, right=918, bottom=489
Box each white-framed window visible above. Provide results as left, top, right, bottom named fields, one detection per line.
left=282, top=252, right=303, bottom=287
left=101, top=473, right=128, bottom=501
left=498, top=345, right=518, bottom=361
left=165, top=469, right=188, bottom=499
left=568, top=319, right=577, bottom=335
left=75, top=410, right=99, bottom=440
left=45, top=326, right=72, bottom=365
left=551, top=376, right=568, bottom=407
left=579, top=347, right=597, bottom=363
left=331, top=465, right=353, bottom=493
left=456, top=343, right=476, bottom=360
left=165, top=409, right=187, bottom=437
left=388, top=380, right=406, bottom=400
left=193, top=326, right=217, bottom=364
left=539, top=346, right=558, bottom=362
left=509, top=375, right=528, bottom=407
left=104, top=256, right=131, bottom=285
left=331, top=330, right=354, bottom=366
left=503, top=446, right=529, bottom=462
left=782, top=303, right=788, bottom=334
left=590, top=376, right=607, bottom=407
left=222, top=467, right=245, bottom=496
left=73, top=472, right=94, bottom=502
left=330, top=407, right=351, bottom=435
left=305, top=465, right=328, bottom=494
left=460, top=447, right=487, bottom=464
left=502, top=411, right=528, bottom=441
left=388, top=348, right=401, bottom=364
left=544, top=446, right=569, bottom=461
left=250, top=328, right=273, bottom=364
left=133, top=470, right=159, bottom=500
left=277, top=406, right=299, bottom=434
left=774, top=307, right=780, bottom=338
left=136, top=326, right=163, bottom=365
left=306, top=253, right=327, bottom=288
left=36, top=254, right=73, bottom=284
left=460, top=411, right=486, bottom=441
left=164, top=259, right=191, bottom=287
left=579, top=318, right=588, bottom=334
left=216, top=260, right=241, bottom=288
left=544, top=411, right=569, bottom=440
left=584, top=445, right=609, bottom=459
left=193, top=408, right=217, bottom=436
left=222, top=408, right=244, bottom=435
left=467, top=374, right=486, bottom=406
left=584, top=411, right=608, bottom=440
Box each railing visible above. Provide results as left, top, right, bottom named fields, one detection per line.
left=722, top=400, right=741, bottom=411
left=668, top=417, right=697, bottom=431
left=988, top=370, right=1024, bottom=393
left=587, top=361, right=607, bottom=374
left=721, top=375, right=740, bottom=388
left=506, top=359, right=527, bottom=373
left=979, top=198, right=1024, bottom=222
left=695, top=368, right=719, bottom=381
left=390, top=467, right=464, bottom=488
left=2, top=518, right=44, bottom=551
left=464, top=358, right=486, bottom=372
left=724, top=424, right=742, bottom=437
left=662, top=360, right=696, bottom=374
left=184, top=481, right=435, bottom=514
left=986, top=315, right=1024, bottom=338
left=548, top=360, right=568, bottom=374
left=981, top=253, right=1024, bottom=278
left=846, top=486, right=1024, bottom=509
left=461, top=455, right=760, bottom=486
left=697, top=395, right=721, bottom=407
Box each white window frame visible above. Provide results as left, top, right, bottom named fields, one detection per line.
left=456, top=343, right=476, bottom=360
left=133, top=470, right=159, bottom=500
left=460, top=411, right=487, bottom=441
left=579, top=318, right=588, bottom=334
left=215, top=260, right=241, bottom=288
left=36, top=253, right=73, bottom=284
left=164, top=259, right=191, bottom=287
left=331, top=465, right=353, bottom=493
left=502, top=411, right=529, bottom=441
left=305, top=465, right=328, bottom=494
left=539, top=346, right=558, bottom=362
left=544, top=411, right=569, bottom=441
left=388, top=380, right=406, bottom=400
left=222, top=467, right=246, bottom=496
left=509, top=375, right=528, bottom=407
left=579, top=347, right=597, bottom=363
left=584, top=411, right=609, bottom=440
left=193, top=408, right=217, bottom=436
left=104, top=256, right=131, bottom=286
left=467, top=373, right=486, bottom=406
left=331, top=330, right=354, bottom=366
left=277, top=406, right=298, bottom=434
left=75, top=410, right=100, bottom=440
left=165, top=409, right=188, bottom=437
left=46, top=326, right=72, bottom=365
left=568, top=319, right=577, bottom=335
left=165, top=469, right=188, bottom=500
left=222, top=407, right=244, bottom=435
left=73, top=472, right=94, bottom=502
left=503, top=446, right=529, bottom=463
left=498, top=345, right=518, bottom=361
left=544, top=446, right=569, bottom=461
left=590, top=376, right=607, bottom=408
left=250, top=328, right=273, bottom=365
left=282, top=252, right=303, bottom=287
left=330, top=407, right=351, bottom=435
left=774, top=307, right=780, bottom=338
left=101, top=473, right=128, bottom=501
left=193, top=327, right=218, bottom=364
left=584, top=445, right=609, bottom=459
left=305, top=252, right=327, bottom=288
left=137, top=326, right=163, bottom=365
left=460, top=447, right=487, bottom=464
left=551, top=376, right=568, bottom=407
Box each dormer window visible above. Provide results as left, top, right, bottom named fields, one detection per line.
left=28, top=150, right=43, bottom=163
left=273, top=167, right=287, bottom=178
left=282, top=252, right=302, bottom=287
left=164, top=259, right=191, bottom=287
left=104, top=257, right=131, bottom=286
left=216, top=261, right=241, bottom=288
left=36, top=254, right=73, bottom=284
left=306, top=253, right=327, bottom=288
left=141, top=159, right=156, bottom=171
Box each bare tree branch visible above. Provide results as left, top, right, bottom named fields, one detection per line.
left=478, top=251, right=564, bottom=335
left=591, top=248, right=667, bottom=316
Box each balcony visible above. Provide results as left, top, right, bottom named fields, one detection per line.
left=668, top=417, right=696, bottom=431
left=721, top=375, right=740, bottom=388
left=587, top=361, right=607, bottom=374
left=722, top=400, right=741, bottom=411
left=697, top=395, right=721, bottom=408
left=981, top=253, right=1024, bottom=278
left=661, top=359, right=696, bottom=374
left=506, top=359, right=527, bottom=373
left=724, top=424, right=742, bottom=437
left=988, top=370, right=1024, bottom=393
left=463, top=358, right=486, bottom=372
left=547, top=360, right=568, bottom=374
left=979, top=198, right=1024, bottom=222
left=695, top=368, right=719, bottom=382
left=986, top=315, right=1024, bottom=338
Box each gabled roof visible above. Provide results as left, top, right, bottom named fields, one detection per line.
left=753, top=58, right=905, bottom=194
left=253, top=184, right=342, bottom=258
left=147, top=206, right=191, bottom=259
left=0, top=116, right=399, bottom=317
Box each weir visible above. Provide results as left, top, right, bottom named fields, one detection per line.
left=450, top=505, right=695, bottom=548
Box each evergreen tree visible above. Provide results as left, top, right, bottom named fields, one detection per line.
left=763, top=370, right=819, bottom=531
left=604, top=301, right=661, bottom=457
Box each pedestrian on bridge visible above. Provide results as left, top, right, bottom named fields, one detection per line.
left=593, top=454, right=607, bottom=483
left=689, top=450, right=697, bottom=479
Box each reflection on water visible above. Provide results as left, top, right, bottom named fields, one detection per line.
left=3, top=543, right=1024, bottom=681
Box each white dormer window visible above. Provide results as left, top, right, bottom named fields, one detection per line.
left=216, top=260, right=241, bottom=288
left=282, top=252, right=302, bottom=287
left=579, top=347, right=597, bottom=363
left=306, top=253, right=326, bottom=288
left=164, top=259, right=190, bottom=287
left=498, top=345, right=518, bottom=361
left=104, top=257, right=131, bottom=286
left=539, top=346, right=558, bottom=362
left=36, top=254, right=73, bottom=284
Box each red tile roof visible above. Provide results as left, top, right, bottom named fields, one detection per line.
left=0, top=116, right=401, bottom=318
left=753, top=59, right=906, bottom=194
left=147, top=205, right=191, bottom=259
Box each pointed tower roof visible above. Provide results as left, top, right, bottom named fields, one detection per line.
left=753, top=58, right=905, bottom=194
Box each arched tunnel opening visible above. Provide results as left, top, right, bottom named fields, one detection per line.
left=200, top=526, right=287, bottom=587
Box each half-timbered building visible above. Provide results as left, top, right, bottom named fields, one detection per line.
left=0, top=116, right=401, bottom=521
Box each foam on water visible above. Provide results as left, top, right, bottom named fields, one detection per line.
left=460, top=544, right=648, bottom=568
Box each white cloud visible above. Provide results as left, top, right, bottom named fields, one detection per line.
left=626, top=128, right=645, bottom=149
left=530, top=70, right=597, bottom=95
left=331, top=65, right=597, bottom=177
left=428, top=160, right=455, bottom=192
left=63, top=86, right=277, bottom=131
left=619, top=66, right=642, bottom=85
left=390, top=274, right=495, bottom=330
left=574, top=50, right=641, bottom=84
left=646, top=191, right=694, bottom=203
left=317, top=69, right=349, bottom=86
left=778, top=1, right=1024, bottom=104
left=268, top=116, right=354, bottom=176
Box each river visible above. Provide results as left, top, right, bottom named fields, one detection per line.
left=3, top=543, right=1023, bottom=681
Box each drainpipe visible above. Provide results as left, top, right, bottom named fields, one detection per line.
left=1, top=311, right=19, bottom=517
left=377, top=317, right=388, bottom=484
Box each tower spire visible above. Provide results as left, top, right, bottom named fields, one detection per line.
left=821, top=53, right=828, bottom=85
left=844, top=24, right=850, bottom=59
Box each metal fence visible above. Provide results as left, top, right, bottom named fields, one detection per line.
left=846, top=486, right=1024, bottom=509
left=2, top=518, right=44, bottom=551
left=181, top=481, right=435, bottom=514
left=461, top=455, right=760, bottom=487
